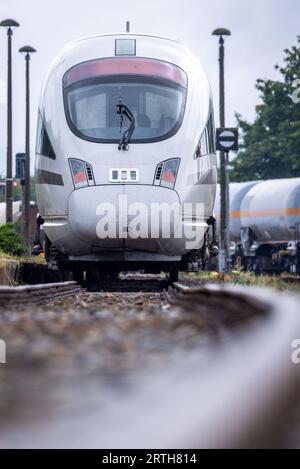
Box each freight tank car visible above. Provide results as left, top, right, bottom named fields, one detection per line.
left=239, top=178, right=300, bottom=274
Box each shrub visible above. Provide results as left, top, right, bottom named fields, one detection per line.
left=0, top=223, right=26, bottom=257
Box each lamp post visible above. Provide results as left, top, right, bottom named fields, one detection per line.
left=0, top=19, right=20, bottom=223
left=212, top=28, right=231, bottom=273
left=19, top=46, right=36, bottom=250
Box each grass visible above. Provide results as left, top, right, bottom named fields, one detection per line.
left=0, top=249, right=16, bottom=261
left=188, top=269, right=300, bottom=293
left=0, top=249, right=46, bottom=266
left=18, top=254, right=46, bottom=265
left=0, top=251, right=46, bottom=285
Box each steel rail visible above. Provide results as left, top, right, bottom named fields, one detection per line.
left=153, top=283, right=300, bottom=448
left=0, top=281, right=81, bottom=306
left=280, top=275, right=300, bottom=284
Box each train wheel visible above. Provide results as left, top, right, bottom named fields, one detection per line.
left=73, top=270, right=84, bottom=284
left=44, top=235, right=51, bottom=263
left=86, top=270, right=100, bottom=291
left=168, top=267, right=179, bottom=284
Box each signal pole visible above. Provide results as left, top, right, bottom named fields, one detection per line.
left=19, top=46, right=36, bottom=250
left=212, top=28, right=231, bottom=273
left=0, top=19, right=20, bottom=223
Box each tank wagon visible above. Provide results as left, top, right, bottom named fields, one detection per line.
left=214, top=178, right=300, bottom=274
left=239, top=178, right=300, bottom=274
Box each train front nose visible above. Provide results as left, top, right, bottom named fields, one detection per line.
left=68, top=185, right=181, bottom=252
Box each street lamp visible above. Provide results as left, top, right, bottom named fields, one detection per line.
left=0, top=19, right=20, bottom=224
left=212, top=28, right=231, bottom=273
left=19, top=46, right=36, bottom=250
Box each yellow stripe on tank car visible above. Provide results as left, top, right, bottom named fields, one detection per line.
left=230, top=208, right=300, bottom=219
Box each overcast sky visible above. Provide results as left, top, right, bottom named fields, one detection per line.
left=0, top=0, right=299, bottom=174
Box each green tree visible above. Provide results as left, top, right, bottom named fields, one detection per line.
left=231, top=37, right=300, bottom=181
left=0, top=223, right=26, bottom=256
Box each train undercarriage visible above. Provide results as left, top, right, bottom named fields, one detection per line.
left=33, top=215, right=219, bottom=287
left=230, top=240, right=300, bottom=276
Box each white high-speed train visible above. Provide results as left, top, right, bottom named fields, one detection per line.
left=35, top=34, right=218, bottom=282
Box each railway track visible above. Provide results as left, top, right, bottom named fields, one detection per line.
left=0, top=278, right=300, bottom=448
left=160, top=282, right=300, bottom=448
left=0, top=281, right=81, bottom=306
left=280, top=275, right=300, bottom=284
left=167, top=281, right=270, bottom=315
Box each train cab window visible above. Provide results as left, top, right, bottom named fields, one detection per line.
left=36, top=112, right=56, bottom=159
left=63, top=58, right=188, bottom=144
left=196, top=111, right=216, bottom=157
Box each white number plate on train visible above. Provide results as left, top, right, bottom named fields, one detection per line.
left=109, top=168, right=140, bottom=183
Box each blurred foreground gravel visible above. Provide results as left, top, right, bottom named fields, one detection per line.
left=0, top=283, right=270, bottom=448
left=0, top=289, right=211, bottom=429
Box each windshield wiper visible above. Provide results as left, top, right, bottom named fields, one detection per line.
left=117, top=103, right=135, bottom=151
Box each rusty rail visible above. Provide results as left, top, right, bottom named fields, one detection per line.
left=0, top=281, right=81, bottom=307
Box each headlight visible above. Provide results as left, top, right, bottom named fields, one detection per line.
left=154, top=158, right=180, bottom=189
left=69, top=159, right=95, bottom=189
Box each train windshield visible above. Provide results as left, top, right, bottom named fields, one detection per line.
left=63, top=58, right=187, bottom=143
